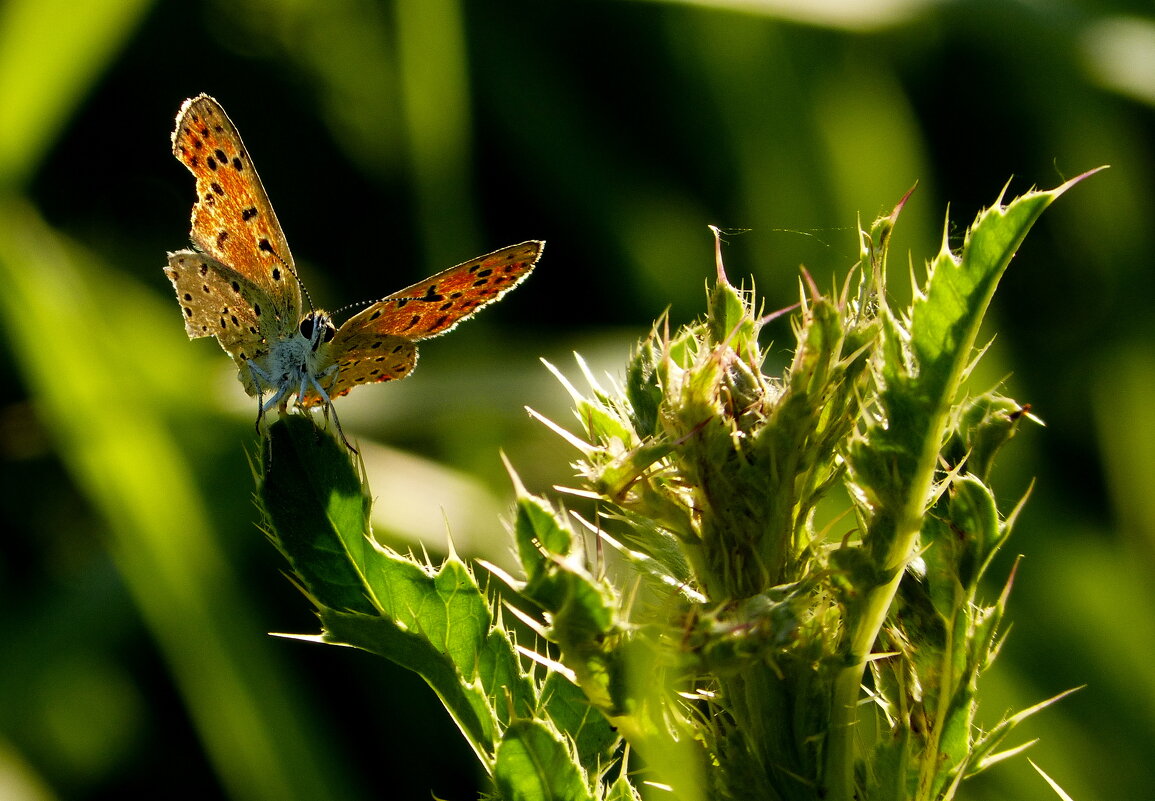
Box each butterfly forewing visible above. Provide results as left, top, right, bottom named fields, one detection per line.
left=295, top=241, right=543, bottom=409
left=171, top=94, right=301, bottom=326
left=336, top=240, right=544, bottom=340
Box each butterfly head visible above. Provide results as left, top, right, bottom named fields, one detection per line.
left=299, top=311, right=336, bottom=353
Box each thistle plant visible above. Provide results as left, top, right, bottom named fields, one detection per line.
left=256, top=174, right=1094, bottom=801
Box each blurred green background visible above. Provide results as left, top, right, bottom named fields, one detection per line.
left=1, top=0, right=1152, bottom=798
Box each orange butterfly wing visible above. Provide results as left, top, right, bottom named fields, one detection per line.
left=341, top=240, right=543, bottom=338
left=171, top=94, right=301, bottom=331
left=298, top=241, right=544, bottom=405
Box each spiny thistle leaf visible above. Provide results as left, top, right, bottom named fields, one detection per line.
left=260, top=418, right=551, bottom=774
left=494, top=720, right=594, bottom=801
left=257, top=415, right=378, bottom=615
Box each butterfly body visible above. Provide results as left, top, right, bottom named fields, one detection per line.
left=165, top=94, right=542, bottom=443
left=244, top=309, right=337, bottom=410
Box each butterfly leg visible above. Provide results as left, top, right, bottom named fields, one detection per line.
left=248, top=360, right=291, bottom=417
left=246, top=360, right=277, bottom=433
left=246, top=360, right=289, bottom=469
left=263, top=384, right=290, bottom=415
left=291, top=373, right=326, bottom=444
left=328, top=406, right=356, bottom=454
left=300, top=371, right=357, bottom=453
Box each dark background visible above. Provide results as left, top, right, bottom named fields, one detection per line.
left=1, top=1, right=1152, bottom=799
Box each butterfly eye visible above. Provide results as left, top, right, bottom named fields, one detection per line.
left=301, top=313, right=335, bottom=351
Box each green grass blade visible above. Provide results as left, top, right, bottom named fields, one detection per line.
left=0, top=200, right=348, bottom=800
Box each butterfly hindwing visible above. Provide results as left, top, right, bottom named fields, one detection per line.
left=165, top=250, right=290, bottom=369
left=296, top=332, right=418, bottom=408
left=171, top=94, right=302, bottom=326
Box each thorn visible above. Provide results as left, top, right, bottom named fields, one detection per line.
left=890, top=181, right=918, bottom=224
left=799, top=266, right=822, bottom=301
left=758, top=301, right=801, bottom=327
left=709, top=224, right=730, bottom=285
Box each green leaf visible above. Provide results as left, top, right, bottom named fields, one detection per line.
left=946, top=393, right=1038, bottom=481
left=830, top=174, right=1099, bottom=801
left=604, top=775, right=644, bottom=801
left=494, top=720, right=593, bottom=801
left=625, top=335, right=664, bottom=438
left=538, top=671, right=619, bottom=774
left=321, top=608, right=499, bottom=763
left=258, top=417, right=377, bottom=614
left=260, top=417, right=538, bottom=767
left=707, top=275, right=756, bottom=356
left=515, top=490, right=574, bottom=572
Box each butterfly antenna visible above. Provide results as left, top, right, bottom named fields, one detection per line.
left=330, top=297, right=377, bottom=321
left=270, top=248, right=316, bottom=313
left=297, top=274, right=318, bottom=313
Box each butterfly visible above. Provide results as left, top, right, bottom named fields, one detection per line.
left=164, top=94, right=543, bottom=448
